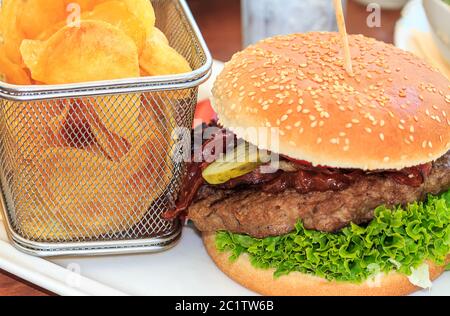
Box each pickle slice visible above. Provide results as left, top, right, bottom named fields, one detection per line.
left=202, top=142, right=270, bottom=185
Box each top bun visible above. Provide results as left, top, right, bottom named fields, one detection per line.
left=212, top=32, right=450, bottom=170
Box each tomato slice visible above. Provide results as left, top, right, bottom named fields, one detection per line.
left=194, top=99, right=217, bottom=127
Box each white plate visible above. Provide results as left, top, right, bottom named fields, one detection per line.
left=0, top=60, right=449, bottom=296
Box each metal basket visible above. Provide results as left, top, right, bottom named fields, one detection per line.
left=0, top=0, right=212, bottom=256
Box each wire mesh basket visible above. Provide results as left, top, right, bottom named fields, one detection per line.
left=0, top=0, right=212, bottom=256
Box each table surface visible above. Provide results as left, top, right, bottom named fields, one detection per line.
left=0, top=0, right=401, bottom=296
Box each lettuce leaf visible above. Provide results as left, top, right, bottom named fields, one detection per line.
left=216, top=190, right=450, bottom=283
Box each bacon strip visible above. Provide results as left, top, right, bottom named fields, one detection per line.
left=164, top=129, right=235, bottom=219
left=164, top=129, right=433, bottom=220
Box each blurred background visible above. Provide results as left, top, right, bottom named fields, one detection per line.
left=187, top=0, right=450, bottom=80
left=187, top=0, right=406, bottom=60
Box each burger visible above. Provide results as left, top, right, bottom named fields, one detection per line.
left=166, top=32, right=450, bottom=296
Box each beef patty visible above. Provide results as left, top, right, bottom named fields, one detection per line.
left=188, top=152, right=450, bottom=238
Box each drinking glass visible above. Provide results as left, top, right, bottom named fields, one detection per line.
left=242, top=0, right=345, bottom=47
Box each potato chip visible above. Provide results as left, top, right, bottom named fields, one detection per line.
left=63, top=0, right=106, bottom=12
left=121, top=98, right=175, bottom=176
left=61, top=100, right=98, bottom=149
left=0, top=47, right=31, bottom=84
left=16, top=0, right=67, bottom=40
left=23, top=147, right=126, bottom=238
left=0, top=0, right=25, bottom=65
left=63, top=0, right=155, bottom=34
left=84, top=101, right=131, bottom=161
left=21, top=20, right=140, bottom=84
left=19, top=39, right=45, bottom=74
left=121, top=0, right=155, bottom=36
left=3, top=99, right=69, bottom=160
left=21, top=21, right=142, bottom=145
left=19, top=108, right=174, bottom=238
left=140, top=30, right=192, bottom=76
left=84, top=1, right=147, bottom=54
left=35, top=20, right=66, bottom=41
left=153, top=27, right=170, bottom=45
left=140, top=28, right=169, bottom=76
left=93, top=94, right=141, bottom=145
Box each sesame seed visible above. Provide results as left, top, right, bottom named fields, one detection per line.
left=281, top=115, right=289, bottom=122
left=365, top=127, right=372, bottom=133
left=343, top=146, right=350, bottom=152
left=294, top=121, right=302, bottom=127
left=317, top=138, right=322, bottom=144
left=384, top=157, right=390, bottom=162
left=422, top=141, right=427, bottom=148
left=346, top=123, right=353, bottom=128
left=330, top=138, right=339, bottom=144
left=379, top=133, right=385, bottom=141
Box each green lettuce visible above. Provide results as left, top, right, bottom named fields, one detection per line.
left=216, top=189, right=450, bottom=283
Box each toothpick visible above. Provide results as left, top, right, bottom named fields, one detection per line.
left=333, top=0, right=354, bottom=76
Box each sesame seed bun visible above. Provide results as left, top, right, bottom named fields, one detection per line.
left=212, top=32, right=450, bottom=170
left=203, top=233, right=448, bottom=296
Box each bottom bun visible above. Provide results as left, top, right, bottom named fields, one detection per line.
left=203, top=233, right=448, bottom=296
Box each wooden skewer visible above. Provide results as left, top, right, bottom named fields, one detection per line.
left=333, top=0, right=354, bottom=76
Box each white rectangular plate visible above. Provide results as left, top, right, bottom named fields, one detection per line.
left=0, top=60, right=448, bottom=296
